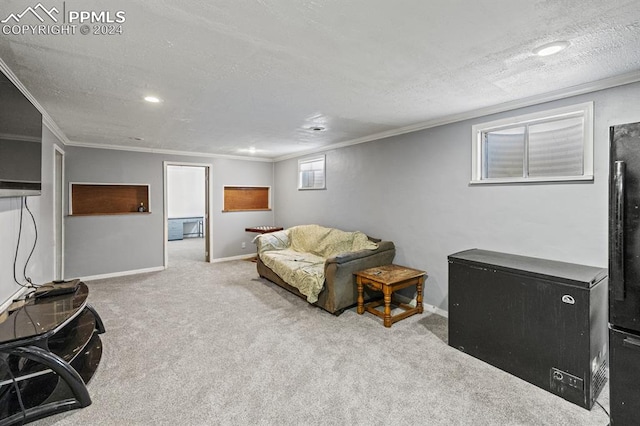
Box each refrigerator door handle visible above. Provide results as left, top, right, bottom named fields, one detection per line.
left=612, top=160, right=626, bottom=301
left=623, top=336, right=640, bottom=351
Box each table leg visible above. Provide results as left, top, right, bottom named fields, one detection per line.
left=417, top=277, right=424, bottom=314
left=357, top=278, right=364, bottom=315
left=383, top=286, right=392, bottom=327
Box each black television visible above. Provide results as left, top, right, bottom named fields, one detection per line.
left=0, top=70, right=42, bottom=197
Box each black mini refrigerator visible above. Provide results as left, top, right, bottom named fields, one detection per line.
left=609, top=122, right=640, bottom=425
left=448, top=249, right=608, bottom=409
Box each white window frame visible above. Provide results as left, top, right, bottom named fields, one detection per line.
left=471, top=102, right=594, bottom=184
left=298, top=155, right=326, bottom=190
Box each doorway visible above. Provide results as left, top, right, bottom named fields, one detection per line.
left=54, top=146, right=64, bottom=280
left=163, top=162, right=211, bottom=267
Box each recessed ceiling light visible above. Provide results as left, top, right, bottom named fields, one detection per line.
left=533, top=41, right=570, bottom=57
left=308, top=126, right=326, bottom=132
left=144, top=95, right=162, bottom=103
left=238, top=147, right=261, bottom=154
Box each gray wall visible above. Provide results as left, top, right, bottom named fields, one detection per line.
left=211, top=158, right=275, bottom=258
left=0, top=126, right=63, bottom=306
left=274, top=82, right=640, bottom=313
left=64, top=147, right=273, bottom=278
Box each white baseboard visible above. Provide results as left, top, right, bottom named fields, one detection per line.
left=393, top=293, right=449, bottom=318
left=424, top=303, right=449, bottom=318
left=71, top=254, right=253, bottom=282
left=210, top=254, right=255, bottom=263
left=0, top=287, right=31, bottom=312
left=77, top=266, right=166, bottom=282
left=1, top=266, right=169, bottom=309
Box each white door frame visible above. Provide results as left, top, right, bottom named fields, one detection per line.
left=53, top=145, right=65, bottom=280
left=163, top=161, right=212, bottom=267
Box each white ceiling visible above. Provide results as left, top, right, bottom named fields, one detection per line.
left=1, top=0, right=639, bottom=160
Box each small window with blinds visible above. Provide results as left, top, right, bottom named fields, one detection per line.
left=298, top=155, right=326, bottom=190
left=471, top=102, right=594, bottom=184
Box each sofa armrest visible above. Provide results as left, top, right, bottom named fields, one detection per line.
left=255, top=230, right=290, bottom=253
left=325, top=241, right=395, bottom=265
left=321, top=242, right=396, bottom=312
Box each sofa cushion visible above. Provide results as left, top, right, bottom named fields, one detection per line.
left=259, top=249, right=325, bottom=303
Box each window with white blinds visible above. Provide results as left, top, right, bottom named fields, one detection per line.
left=471, top=102, right=594, bottom=184
left=298, top=155, right=326, bottom=190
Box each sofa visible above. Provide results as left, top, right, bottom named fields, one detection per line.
left=255, top=224, right=396, bottom=314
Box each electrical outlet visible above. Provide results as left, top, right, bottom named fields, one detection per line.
left=241, top=242, right=246, bottom=249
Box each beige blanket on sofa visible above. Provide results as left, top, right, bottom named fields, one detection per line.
left=257, top=225, right=378, bottom=303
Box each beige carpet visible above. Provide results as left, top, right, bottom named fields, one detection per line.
left=34, top=238, right=610, bottom=425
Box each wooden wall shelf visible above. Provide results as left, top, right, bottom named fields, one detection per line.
left=71, top=212, right=152, bottom=217
left=70, top=183, right=150, bottom=216
left=223, top=186, right=270, bottom=212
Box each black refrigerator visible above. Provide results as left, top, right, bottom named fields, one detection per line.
left=609, top=122, right=640, bottom=425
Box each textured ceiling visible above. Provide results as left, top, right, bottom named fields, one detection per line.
left=0, top=0, right=639, bottom=160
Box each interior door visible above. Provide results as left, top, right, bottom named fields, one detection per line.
left=164, top=163, right=211, bottom=265
left=205, top=166, right=210, bottom=262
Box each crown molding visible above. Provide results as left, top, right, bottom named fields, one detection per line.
left=274, top=70, right=640, bottom=162
left=0, top=58, right=71, bottom=146
left=42, top=114, right=71, bottom=145
left=64, top=140, right=274, bottom=162
left=0, top=133, right=40, bottom=143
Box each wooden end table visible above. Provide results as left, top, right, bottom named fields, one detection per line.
left=355, top=264, right=426, bottom=328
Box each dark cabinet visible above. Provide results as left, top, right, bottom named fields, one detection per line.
left=609, top=327, right=640, bottom=424
left=448, top=249, right=608, bottom=409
